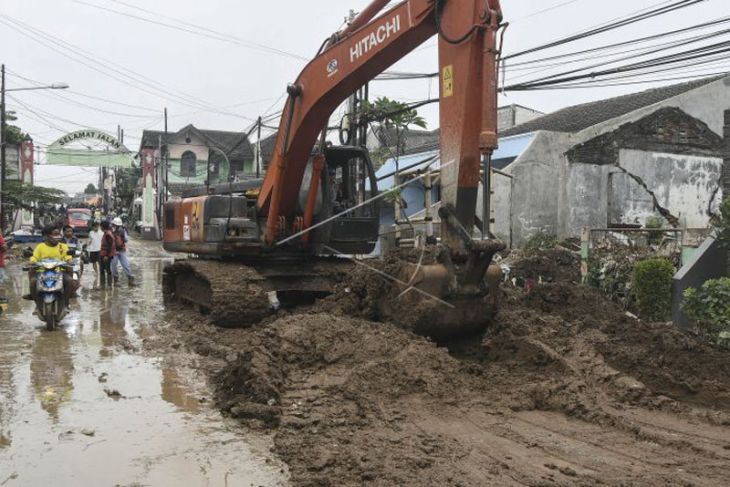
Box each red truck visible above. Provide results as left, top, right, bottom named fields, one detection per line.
left=65, top=208, right=92, bottom=237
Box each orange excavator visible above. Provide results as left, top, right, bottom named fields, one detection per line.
left=163, top=0, right=506, bottom=339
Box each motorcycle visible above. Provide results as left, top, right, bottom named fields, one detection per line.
left=25, top=259, right=69, bottom=331
left=68, top=246, right=85, bottom=283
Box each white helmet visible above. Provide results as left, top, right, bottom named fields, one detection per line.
left=112, top=217, right=123, bottom=226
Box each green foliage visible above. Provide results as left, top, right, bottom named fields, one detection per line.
left=644, top=215, right=664, bottom=244
left=523, top=232, right=558, bottom=252
left=3, top=181, right=65, bottom=210
left=84, top=183, right=98, bottom=194
left=115, top=167, right=141, bottom=210
left=359, top=97, right=427, bottom=165
left=631, top=258, right=675, bottom=321
left=1, top=106, right=25, bottom=144
left=4, top=124, right=24, bottom=145
left=381, top=187, right=402, bottom=205
left=682, top=278, right=730, bottom=347
left=712, top=197, right=730, bottom=250
left=359, top=96, right=427, bottom=131
left=645, top=215, right=664, bottom=229
left=368, top=146, right=391, bottom=170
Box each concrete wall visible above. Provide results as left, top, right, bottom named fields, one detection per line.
left=497, top=77, right=730, bottom=247
left=491, top=172, right=513, bottom=246
left=501, top=131, right=570, bottom=246
left=166, top=132, right=210, bottom=184
left=560, top=150, right=722, bottom=238
left=497, top=105, right=544, bottom=132
left=616, top=150, right=721, bottom=228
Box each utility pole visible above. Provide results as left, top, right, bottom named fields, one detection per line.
left=256, top=116, right=262, bottom=178
left=164, top=107, right=168, bottom=204
left=1, top=64, right=6, bottom=233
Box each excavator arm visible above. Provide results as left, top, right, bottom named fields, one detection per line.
left=257, top=0, right=504, bottom=248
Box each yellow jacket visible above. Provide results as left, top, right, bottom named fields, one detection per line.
left=30, top=242, right=71, bottom=263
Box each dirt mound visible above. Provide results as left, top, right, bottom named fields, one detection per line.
left=154, top=275, right=730, bottom=485
left=214, top=313, right=477, bottom=485
left=495, top=284, right=730, bottom=410
left=502, top=247, right=581, bottom=285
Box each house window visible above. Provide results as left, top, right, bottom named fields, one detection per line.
left=180, top=151, right=197, bottom=177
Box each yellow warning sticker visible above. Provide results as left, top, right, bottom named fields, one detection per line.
left=443, top=65, right=454, bottom=98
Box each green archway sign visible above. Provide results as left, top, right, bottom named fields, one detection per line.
left=46, top=129, right=135, bottom=168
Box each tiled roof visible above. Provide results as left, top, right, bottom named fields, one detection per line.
left=140, top=124, right=254, bottom=160
left=501, top=76, right=725, bottom=137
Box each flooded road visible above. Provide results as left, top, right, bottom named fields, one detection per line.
left=0, top=241, right=288, bottom=486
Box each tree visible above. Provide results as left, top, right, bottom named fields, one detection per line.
left=712, top=197, right=730, bottom=276
left=3, top=181, right=66, bottom=210
left=84, top=183, right=98, bottom=194
left=712, top=197, right=730, bottom=250
left=359, top=96, right=427, bottom=169
left=2, top=110, right=25, bottom=145
left=114, top=166, right=141, bottom=211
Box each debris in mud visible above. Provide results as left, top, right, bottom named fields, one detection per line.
left=501, top=247, right=581, bottom=286
left=80, top=428, right=95, bottom=437
left=103, top=388, right=123, bottom=400
left=97, top=372, right=108, bottom=383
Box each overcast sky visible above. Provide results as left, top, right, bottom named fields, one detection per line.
left=0, top=0, right=725, bottom=193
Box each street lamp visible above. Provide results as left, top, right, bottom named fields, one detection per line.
left=1, top=64, right=69, bottom=233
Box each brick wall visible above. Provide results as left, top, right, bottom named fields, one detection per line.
left=567, top=107, right=723, bottom=165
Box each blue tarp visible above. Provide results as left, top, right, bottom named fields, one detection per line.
left=371, top=132, right=535, bottom=191
left=371, top=150, right=439, bottom=191
left=493, top=132, right=535, bottom=162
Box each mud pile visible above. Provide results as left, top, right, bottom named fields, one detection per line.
left=154, top=248, right=730, bottom=485
left=485, top=284, right=730, bottom=416
left=178, top=281, right=730, bottom=485
left=501, top=247, right=581, bottom=285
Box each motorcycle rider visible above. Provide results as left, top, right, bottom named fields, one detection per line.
left=24, top=225, right=75, bottom=305
left=61, top=225, right=84, bottom=277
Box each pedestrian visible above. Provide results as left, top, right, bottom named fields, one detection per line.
left=0, top=232, right=7, bottom=306
left=99, top=220, right=116, bottom=288
left=110, top=217, right=134, bottom=286
left=87, top=221, right=103, bottom=275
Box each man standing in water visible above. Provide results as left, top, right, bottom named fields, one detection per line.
left=0, top=232, right=7, bottom=311
left=99, top=221, right=116, bottom=288
left=87, top=221, right=103, bottom=278
left=110, top=217, right=134, bottom=286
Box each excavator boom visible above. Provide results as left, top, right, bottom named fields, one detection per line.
left=258, top=0, right=503, bottom=247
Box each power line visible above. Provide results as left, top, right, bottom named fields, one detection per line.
left=507, top=15, right=730, bottom=69
left=514, top=0, right=583, bottom=22
left=508, top=26, right=730, bottom=86
left=503, top=0, right=706, bottom=60
left=0, top=14, right=259, bottom=122
left=77, top=0, right=309, bottom=61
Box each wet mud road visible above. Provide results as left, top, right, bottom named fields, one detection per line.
left=0, top=241, right=287, bottom=486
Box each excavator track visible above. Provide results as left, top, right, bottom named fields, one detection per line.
left=163, top=255, right=501, bottom=340
left=163, top=259, right=354, bottom=327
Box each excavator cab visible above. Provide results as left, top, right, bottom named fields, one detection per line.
left=318, top=146, right=380, bottom=255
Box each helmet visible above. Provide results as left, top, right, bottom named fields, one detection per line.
left=112, top=217, right=123, bottom=226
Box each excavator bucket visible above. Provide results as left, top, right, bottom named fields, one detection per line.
left=375, top=255, right=504, bottom=341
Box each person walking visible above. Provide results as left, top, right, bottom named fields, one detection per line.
left=87, top=221, right=103, bottom=276
left=99, top=221, right=116, bottom=288
left=110, top=217, right=134, bottom=286
left=0, top=232, right=7, bottom=308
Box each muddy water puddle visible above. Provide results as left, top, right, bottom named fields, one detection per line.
left=0, top=242, right=287, bottom=486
